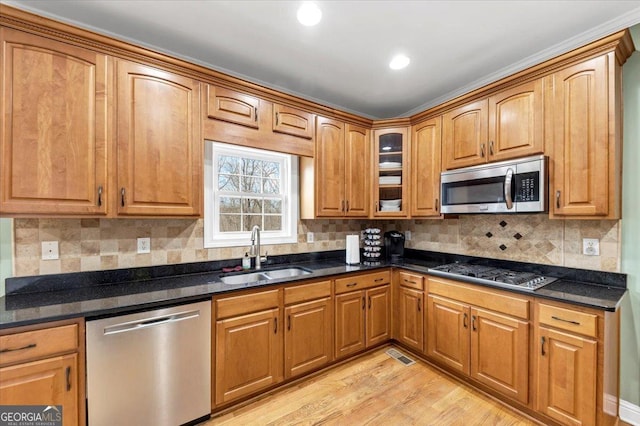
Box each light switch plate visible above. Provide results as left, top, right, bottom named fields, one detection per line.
left=137, top=237, right=151, bottom=254
left=405, top=231, right=412, bottom=241
left=41, top=241, right=59, bottom=260
left=307, top=232, right=314, bottom=243
left=583, top=238, right=600, bottom=256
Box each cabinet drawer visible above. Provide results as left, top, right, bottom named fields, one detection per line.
left=284, top=280, right=331, bottom=305
left=537, top=303, right=598, bottom=338
left=335, top=271, right=391, bottom=294
left=398, top=271, right=424, bottom=290
left=0, top=324, right=78, bottom=366
left=215, top=289, right=279, bottom=319
left=428, top=276, right=530, bottom=320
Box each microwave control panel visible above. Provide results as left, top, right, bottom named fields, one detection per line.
left=514, top=172, right=539, bottom=202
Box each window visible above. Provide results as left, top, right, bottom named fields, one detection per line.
left=204, top=142, right=298, bottom=248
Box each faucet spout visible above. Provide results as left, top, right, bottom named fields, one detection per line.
left=251, top=225, right=261, bottom=269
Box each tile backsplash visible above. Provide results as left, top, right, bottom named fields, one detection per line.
left=10, top=214, right=620, bottom=277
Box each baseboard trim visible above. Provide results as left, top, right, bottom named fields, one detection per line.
left=620, top=399, right=640, bottom=426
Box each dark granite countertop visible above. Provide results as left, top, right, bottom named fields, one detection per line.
left=0, top=249, right=626, bottom=329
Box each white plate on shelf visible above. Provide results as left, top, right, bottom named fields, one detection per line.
left=379, top=176, right=401, bottom=185
left=379, top=162, right=401, bottom=169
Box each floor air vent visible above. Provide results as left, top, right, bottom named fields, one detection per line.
left=385, top=348, right=416, bottom=366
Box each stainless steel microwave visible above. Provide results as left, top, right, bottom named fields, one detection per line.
left=440, top=155, right=548, bottom=214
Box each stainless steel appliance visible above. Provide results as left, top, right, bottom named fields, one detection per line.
left=384, top=231, right=405, bottom=261
left=428, top=263, right=557, bottom=291
left=87, top=301, right=211, bottom=426
left=440, top=154, right=547, bottom=214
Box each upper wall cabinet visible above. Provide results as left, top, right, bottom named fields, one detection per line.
left=410, top=117, right=442, bottom=218
left=311, top=116, right=369, bottom=218
left=547, top=54, right=621, bottom=219
left=0, top=28, right=109, bottom=216
left=203, top=84, right=314, bottom=157
left=372, top=127, right=409, bottom=218
left=116, top=60, right=202, bottom=217
left=442, top=79, right=544, bottom=170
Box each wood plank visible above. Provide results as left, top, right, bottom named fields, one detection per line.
left=206, top=347, right=539, bottom=425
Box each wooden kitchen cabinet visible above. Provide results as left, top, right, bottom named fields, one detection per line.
left=116, top=60, right=202, bottom=216
left=334, top=271, right=391, bottom=359
left=547, top=54, right=622, bottom=219
left=214, top=290, right=282, bottom=406
left=283, top=280, right=333, bottom=379
left=427, top=277, right=530, bottom=404
left=0, top=28, right=109, bottom=216
left=442, top=79, right=543, bottom=170
left=410, top=117, right=442, bottom=217
left=393, top=271, right=425, bottom=352
left=372, top=127, right=409, bottom=217
left=203, top=84, right=314, bottom=157
left=0, top=320, right=84, bottom=426
left=535, top=301, right=602, bottom=426
left=312, top=116, right=369, bottom=217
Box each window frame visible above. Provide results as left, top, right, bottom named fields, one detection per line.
left=204, top=141, right=299, bottom=248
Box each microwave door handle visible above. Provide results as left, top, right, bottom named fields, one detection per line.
left=504, top=168, right=514, bottom=210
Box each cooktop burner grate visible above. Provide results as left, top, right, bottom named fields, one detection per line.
left=427, top=263, right=557, bottom=291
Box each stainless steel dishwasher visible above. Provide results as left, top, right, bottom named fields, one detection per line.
left=86, top=300, right=211, bottom=426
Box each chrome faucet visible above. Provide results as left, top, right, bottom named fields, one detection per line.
left=250, top=225, right=263, bottom=269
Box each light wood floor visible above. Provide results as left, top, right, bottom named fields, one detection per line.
left=204, top=346, right=540, bottom=425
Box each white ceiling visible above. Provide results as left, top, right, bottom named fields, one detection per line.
left=4, top=1, right=640, bottom=119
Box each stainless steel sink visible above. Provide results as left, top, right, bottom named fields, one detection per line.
left=262, top=267, right=312, bottom=279
left=219, top=267, right=312, bottom=285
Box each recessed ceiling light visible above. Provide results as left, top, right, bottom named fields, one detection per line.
left=297, top=2, right=322, bottom=26
left=389, top=54, right=410, bottom=70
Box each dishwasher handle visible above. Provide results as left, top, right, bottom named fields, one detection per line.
left=102, top=309, right=201, bottom=335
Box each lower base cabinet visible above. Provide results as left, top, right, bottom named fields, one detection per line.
left=426, top=277, right=530, bottom=405
left=0, top=321, right=83, bottom=426
left=215, top=307, right=282, bottom=405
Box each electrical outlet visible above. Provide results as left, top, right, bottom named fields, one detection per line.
left=137, top=237, right=151, bottom=254
left=41, top=241, right=59, bottom=260
left=583, top=238, right=600, bottom=256
left=405, top=231, right=412, bottom=241
left=307, top=232, right=315, bottom=243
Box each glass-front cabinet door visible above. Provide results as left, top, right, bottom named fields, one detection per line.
left=372, top=127, right=409, bottom=217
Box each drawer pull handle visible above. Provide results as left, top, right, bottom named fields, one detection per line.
left=274, top=317, right=278, bottom=334
left=556, top=190, right=561, bottom=209
left=551, top=315, right=580, bottom=326
left=368, top=296, right=371, bottom=309
left=417, top=298, right=421, bottom=312
left=541, top=336, right=546, bottom=356
left=0, top=343, right=37, bottom=353
left=404, top=279, right=417, bottom=284
left=121, top=187, right=126, bottom=207
left=346, top=283, right=358, bottom=288
left=472, top=315, right=477, bottom=331
left=463, top=313, right=468, bottom=328
left=97, top=186, right=103, bottom=207
left=65, top=366, right=71, bottom=391
left=254, top=107, right=258, bottom=122
left=480, top=143, right=485, bottom=158
left=362, top=296, right=365, bottom=310
left=346, top=200, right=349, bottom=212
left=489, top=140, right=494, bottom=156
left=287, top=315, right=291, bottom=331
left=374, top=278, right=384, bottom=282
left=275, top=112, right=279, bottom=125
left=435, top=198, right=438, bottom=212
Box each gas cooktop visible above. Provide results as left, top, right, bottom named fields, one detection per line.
left=427, top=263, right=557, bottom=291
